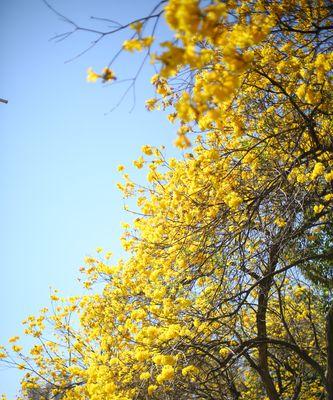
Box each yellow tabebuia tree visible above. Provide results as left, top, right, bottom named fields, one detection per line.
left=1, top=1, right=333, bottom=399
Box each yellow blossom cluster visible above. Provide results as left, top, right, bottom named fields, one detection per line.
left=2, top=1, right=332, bottom=400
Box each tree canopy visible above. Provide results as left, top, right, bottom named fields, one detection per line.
left=1, top=1, right=333, bottom=399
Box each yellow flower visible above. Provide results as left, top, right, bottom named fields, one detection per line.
left=325, top=171, right=333, bottom=182
left=101, top=67, right=116, bottom=82
left=145, top=98, right=158, bottom=111
left=219, top=347, right=230, bottom=358
left=313, top=204, right=324, bottom=214
left=123, top=37, right=153, bottom=52
left=130, top=21, right=143, bottom=33
left=135, top=349, right=150, bottom=361
left=139, top=371, right=151, bottom=380
left=86, top=67, right=100, bottom=82
left=311, top=162, right=325, bottom=180
left=174, top=134, right=191, bottom=149
left=274, top=217, right=286, bottom=228
left=324, top=193, right=333, bottom=201
left=141, top=145, right=153, bottom=155
left=182, top=365, right=198, bottom=376
left=156, top=365, right=175, bottom=383
left=226, top=192, right=243, bottom=209
left=148, top=385, right=157, bottom=395
left=133, top=156, right=144, bottom=169
left=8, top=336, right=19, bottom=343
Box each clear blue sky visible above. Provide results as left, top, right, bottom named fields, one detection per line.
left=0, top=1, right=175, bottom=396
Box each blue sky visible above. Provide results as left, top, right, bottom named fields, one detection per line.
left=0, top=0, right=175, bottom=396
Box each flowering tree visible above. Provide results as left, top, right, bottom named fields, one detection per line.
left=1, top=1, right=332, bottom=399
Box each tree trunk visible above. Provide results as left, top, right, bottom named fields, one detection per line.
left=326, top=302, right=333, bottom=400
left=256, top=246, right=280, bottom=400
left=257, top=282, right=280, bottom=400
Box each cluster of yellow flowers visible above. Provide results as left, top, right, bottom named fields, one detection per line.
left=123, top=37, right=154, bottom=52
left=86, top=67, right=116, bottom=83
left=2, top=1, right=332, bottom=399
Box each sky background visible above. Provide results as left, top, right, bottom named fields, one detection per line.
left=0, top=1, right=175, bottom=396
